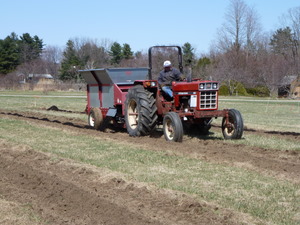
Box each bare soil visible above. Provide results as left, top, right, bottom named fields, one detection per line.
left=0, top=109, right=299, bottom=224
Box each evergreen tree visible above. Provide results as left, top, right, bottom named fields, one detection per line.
left=60, top=40, right=81, bottom=80
left=197, top=57, right=211, bottom=67
left=122, top=43, right=133, bottom=60
left=270, top=27, right=295, bottom=56
left=182, top=42, right=195, bottom=67
left=109, top=42, right=123, bottom=65
left=19, top=33, right=44, bottom=63
left=0, top=33, right=20, bottom=74
left=0, top=32, right=44, bottom=74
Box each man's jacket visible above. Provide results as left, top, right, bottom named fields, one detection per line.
left=158, top=68, right=184, bottom=87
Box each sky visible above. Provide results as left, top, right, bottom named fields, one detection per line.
left=0, top=0, right=299, bottom=55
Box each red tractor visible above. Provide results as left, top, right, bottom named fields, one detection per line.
left=80, top=46, right=243, bottom=142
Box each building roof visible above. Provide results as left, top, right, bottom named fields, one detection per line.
left=28, top=74, right=54, bottom=79
left=280, top=75, right=298, bottom=86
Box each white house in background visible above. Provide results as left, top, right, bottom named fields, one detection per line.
left=28, top=73, right=54, bottom=81
left=18, top=73, right=54, bottom=83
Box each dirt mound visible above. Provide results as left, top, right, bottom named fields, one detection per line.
left=47, top=105, right=84, bottom=114
left=47, top=105, right=60, bottom=111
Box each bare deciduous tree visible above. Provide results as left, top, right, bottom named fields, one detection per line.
left=42, top=45, right=62, bottom=64
left=208, top=0, right=275, bottom=95
left=283, top=7, right=300, bottom=75
left=259, top=54, right=291, bottom=95
left=70, top=37, right=111, bottom=69
left=282, top=7, right=300, bottom=42
left=216, top=0, right=262, bottom=54
left=41, top=45, right=62, bottom=77
left=245, top=6, right=262, bottom=55
left=218, top=0, right=248, bottom=52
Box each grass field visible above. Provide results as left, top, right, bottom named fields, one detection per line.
left=0, top=91, right=299, bottom=152
left=1, top=91, right=299, bottom=151
left=0, top=118, right=299, bottom=224
left=0, top=91, right=299, bottom=224
left=1, top=90, right=300, bottom=132
left=219, top=96, right=300, bottom=132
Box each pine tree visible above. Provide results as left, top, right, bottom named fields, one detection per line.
left=197, top=57, right=211, bottom=68
left=59, top=40, right=81, bottom=80
left=19, top=33, right=44, bottom=63
left=182, top=42, right=195, bottom=67
left=122, top=43, right=133, bottom=60
left=109, top=42, right=123, bottom=65
left=0, top=33, right=20, bottom=74
left=270, top=27, right=295, bottom=56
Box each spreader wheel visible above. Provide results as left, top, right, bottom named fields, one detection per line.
left=163, top=112, right=183, bottom=142
left=222, top=109, right=244, bottom=139
left=88, top=108, right=104, bottom=130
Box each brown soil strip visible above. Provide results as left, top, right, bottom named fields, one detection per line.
left=0, top=141, right=244, bottom=225
left=1, top=110, right=299, bottom=184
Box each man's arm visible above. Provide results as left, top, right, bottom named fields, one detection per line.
left=158, top=71, right=166, bottom=87
left=174, top=68, right=185, bottom=81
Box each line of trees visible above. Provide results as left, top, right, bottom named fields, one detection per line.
left=0, top=32, right=43, bottom=74
left=0, top=0, right=299, bottom=96
left=59, top=39, right=137, bottom=81
left=196, top=0, right=300, bottom=96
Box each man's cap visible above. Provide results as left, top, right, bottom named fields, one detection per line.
left=163, top=60, right=172, bottom=67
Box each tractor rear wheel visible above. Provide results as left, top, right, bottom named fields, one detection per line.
left=222, top=109, right=244, bottom=139
left=88, top=108, right=104, bottom=131
left=125, top=85, right=157, bottom=136
left=163, top=112, right=183, bottom=142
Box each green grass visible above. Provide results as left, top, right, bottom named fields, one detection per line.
left=208, top=128, right=300, bottom=151
left=1, top=93, right=299, bottom=133
left=0, top=92, right=87, bottom=121
left=238, top=133, right=300, bottom=151
left=0, top=118, right=299, bottom=225
left=219, top=97, right=300, bottom=133
left=0, top=198, right=43, bottom=225
left=0, top=93, right=299, bottom=152
left=0, top=90, right=85, bottom=96
left=1, top=92, right=299, bottom=224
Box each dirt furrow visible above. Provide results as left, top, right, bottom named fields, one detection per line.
left=1, top=110, right=299, bottom=184
left=0, top=141, right=241, bottom=225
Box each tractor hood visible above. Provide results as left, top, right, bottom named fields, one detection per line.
left=173, top=80, right=219, bottom=92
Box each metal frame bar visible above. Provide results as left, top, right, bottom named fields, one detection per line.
left=148, top=46, right=183, bottom=80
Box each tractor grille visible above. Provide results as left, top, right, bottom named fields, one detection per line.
left=200, top=91, right=217, bottom=109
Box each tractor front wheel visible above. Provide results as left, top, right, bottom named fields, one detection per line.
left=88, top=107, right=105, bottom=131
left=163, top=112, right=183, bottom=142
left=222, top=109, right=244, bottom=139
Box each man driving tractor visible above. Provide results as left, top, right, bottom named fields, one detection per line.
left=158, top=60, right=184, bottom=99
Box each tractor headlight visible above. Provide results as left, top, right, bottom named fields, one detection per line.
left=144, top=81, right=156, bottom=87
left=150, top=81, right=156, bottom=87
left=213, top=83, right=218, bottom=89
left=199, top=84, right=204, bottom=89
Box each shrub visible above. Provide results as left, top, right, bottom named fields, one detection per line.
left=246, top=86, right=270, bottom=97
left=219, top=81, right=248, bottom=96
left=219, top=85, right=230, bottom=96
left=235, top=82, right=248, bottom=96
